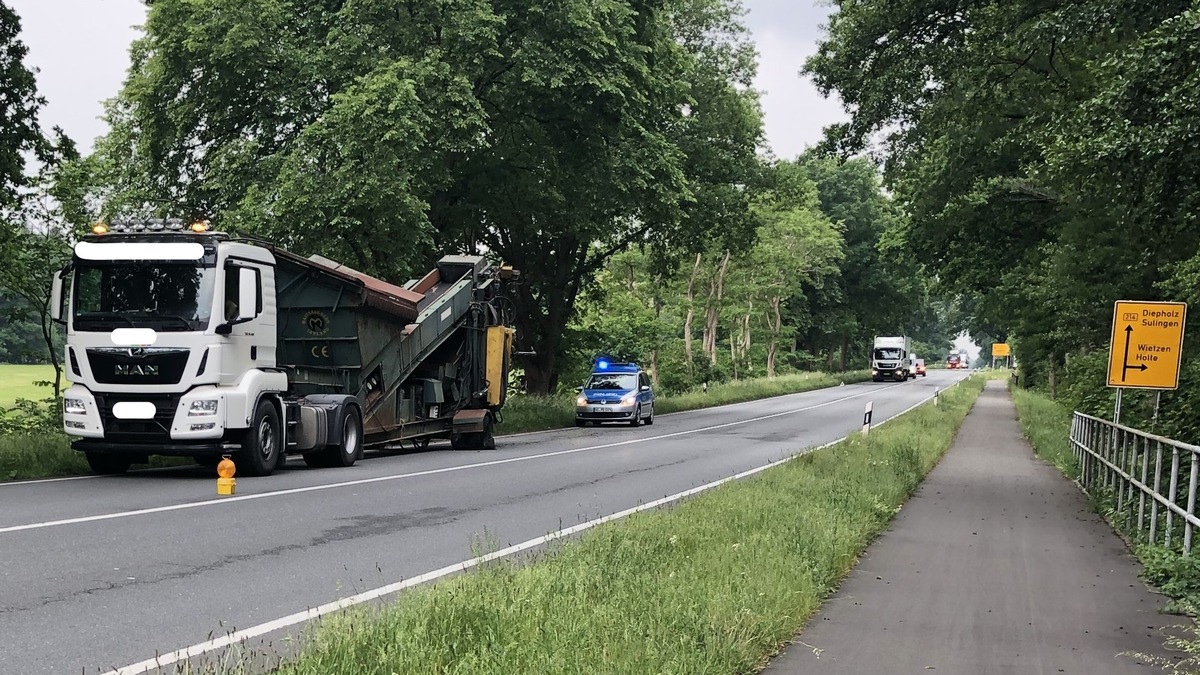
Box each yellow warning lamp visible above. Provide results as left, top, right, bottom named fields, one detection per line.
left=91, top=222, right=109, bottom=235
left=216, top=455, right=236, bottom=495
left=189, top=220, right=210, bottom=233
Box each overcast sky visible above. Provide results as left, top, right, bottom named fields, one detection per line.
left=9, top=0, right=848, bottom=158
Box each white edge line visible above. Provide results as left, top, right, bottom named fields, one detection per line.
left=102, top=382, right=964, bottom=675
left=1, top=383, right=913, bottom=535
left=1, top=375, right=883, bottom=488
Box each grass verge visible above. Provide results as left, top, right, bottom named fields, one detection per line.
left=0, top=363, right=57, bottom=407
left=500, top=369, right=871, bottom=434
left=202, top=375, right=986, bottom=675
left=1010, top=384, right=1200, bottom=671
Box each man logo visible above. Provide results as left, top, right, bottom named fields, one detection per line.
left=115, top=364, right=159, bottom=377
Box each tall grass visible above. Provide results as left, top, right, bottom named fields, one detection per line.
left=500, top=370, right=871, bottom=434
left=0, top=433, right=86, bottom=481
left=1009, top=384, right=1078, bottom=475
left=200, top=375, right=986, bottom=675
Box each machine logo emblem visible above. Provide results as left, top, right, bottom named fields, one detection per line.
left=303, top=310, right=330, bottom=336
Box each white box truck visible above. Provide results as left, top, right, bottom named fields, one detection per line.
left=871, top=336, right=913, bottom=382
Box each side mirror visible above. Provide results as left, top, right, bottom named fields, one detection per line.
left=640, top=385, right=651, bottom=392
left=574, top=386, right=583, bottom=393
left=237, top=267, right=257, bottom=321
left=50, top=270, right=65, bottom=322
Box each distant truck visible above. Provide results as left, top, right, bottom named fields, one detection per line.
left=52, top=218, right=521, bottom=476
left=946, top=353, right=964, bottom=369
left=871, top=336, right=913, bottom=382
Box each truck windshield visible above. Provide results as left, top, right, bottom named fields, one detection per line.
left=585, top=373, right=637, bottom=390
left=873, top=348, right=903, bottom=360
left=72, top=262, right=216, bottom=332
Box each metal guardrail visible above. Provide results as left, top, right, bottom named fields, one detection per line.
left=1071, top=411, right=1200, bottom=554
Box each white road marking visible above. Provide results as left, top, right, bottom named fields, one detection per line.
left=1, top=383, right=907, bottom=534
left=0, top=376, right=895, bottom=487
left=103, top=385, right=948, bottom=675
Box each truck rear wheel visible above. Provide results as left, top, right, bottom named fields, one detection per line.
left=237, top=400, right=281, bottom=476
left=304, top=407, right=362, bottom=468
left=85, top=452, right=132, bottom=475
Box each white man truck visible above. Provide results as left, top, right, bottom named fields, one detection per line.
left=51, top=218, right=521, bottom=476
left=871, top=336, right=913, bottom=382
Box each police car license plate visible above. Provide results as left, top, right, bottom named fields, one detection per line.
left=591, top=405, right=611, bottom=412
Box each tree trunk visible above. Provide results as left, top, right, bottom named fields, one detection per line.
left=683, top=253, right=701, bottom=373
left=651, top=293, right=663, bottom=388
left=38, top=293, right=61, bottom=397
left=703, top=250, right=731, bottom=365
left=767, top=296, right=782, bottom=378
left=730, top=333, right=738, bottom=379
left=840, top=336, right=848, bottom=372
left=1048, top=351, right=1057, bottom=400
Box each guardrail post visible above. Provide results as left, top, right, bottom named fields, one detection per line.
left=1138, top=435, right=1149, bottom=537
left=1151, top=439, right=1163, bottom=544
left=1186, top=457, right=1199, bottom=555
left=1168, top=447, right=1181, bottom=549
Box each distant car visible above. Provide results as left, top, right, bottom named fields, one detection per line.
left=914, top=358, right=927, bottom=377
left=575, top=357, right=654, bottom=427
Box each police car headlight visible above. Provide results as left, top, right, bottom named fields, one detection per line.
left=620, top=393, right=637, bottom=406
left=576, top=395, right=587, bottom=407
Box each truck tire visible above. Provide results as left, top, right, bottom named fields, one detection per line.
left=237, top=399, right=281, bottom=476
left=304, top=406, right=363, bottom=468
left=86, top=452, right=132, bottom=475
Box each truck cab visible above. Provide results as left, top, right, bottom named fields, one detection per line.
left=574, top=358, right=654, bottom=427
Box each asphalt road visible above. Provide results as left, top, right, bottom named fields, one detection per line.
left=0, top=370, right=966, bottom=675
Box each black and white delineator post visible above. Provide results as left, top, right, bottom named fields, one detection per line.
left=934, top=387, right=940, bottom=407
left=862, top=401, right=873, bottom=436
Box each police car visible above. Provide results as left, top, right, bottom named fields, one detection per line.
left=574, top=357, right=655, bottom=427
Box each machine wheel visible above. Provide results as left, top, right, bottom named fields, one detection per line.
left=237, top=400, right=281, bottom=476
left=629, top=405, right=642, bottom=427
left=477, top=415, right=496, bottom=450
left=86, top=452, right=132, bottom=475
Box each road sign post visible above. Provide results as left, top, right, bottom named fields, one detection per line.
left=1106, top=300, right=1188, bottom=423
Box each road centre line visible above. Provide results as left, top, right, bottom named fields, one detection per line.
left=102, top=385, right=942, bottom=675
left=0, top=383, right=904, bottom=535
left=0, top=378, right=880, bottom=488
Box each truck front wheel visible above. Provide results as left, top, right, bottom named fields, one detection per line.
left=85, top=452, right=132, bottom=475
left=238, top=400, right=281, bottom=476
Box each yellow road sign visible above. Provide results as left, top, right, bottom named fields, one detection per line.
left=1107, top=300, right=1188, bottom=390
left=992, top=343, right=1010, bottom=357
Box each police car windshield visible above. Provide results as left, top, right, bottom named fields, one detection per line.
left=585, top=373, right=637, bottom=390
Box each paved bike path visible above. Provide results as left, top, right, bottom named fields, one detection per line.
left=764, top=380, right=1181, bottom=674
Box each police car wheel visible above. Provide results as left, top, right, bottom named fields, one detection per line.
left=629, top=405, right=641, bottom=427
left=575, top=419, right=587, bottom=428
left=645, top=408, right=654, bottom=425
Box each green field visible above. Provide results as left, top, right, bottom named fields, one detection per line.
left=0, top=364, right=58, bottom=407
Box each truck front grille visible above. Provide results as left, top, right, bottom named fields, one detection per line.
left=94, top=392, right=181, bottom=442
left=87, top=348, right=190, bottom=385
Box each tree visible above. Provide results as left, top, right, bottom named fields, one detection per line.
left=93, top=0, right=765, bottom=393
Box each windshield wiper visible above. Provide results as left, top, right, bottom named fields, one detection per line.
left=153, top=315, right=195, bottom=330
left=77, top=312, right=135, bottom=327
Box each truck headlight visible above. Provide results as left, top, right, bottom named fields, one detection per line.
left=64, top=398, right=86, bottom=415
left=189, top=399, right=219, bottom=416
